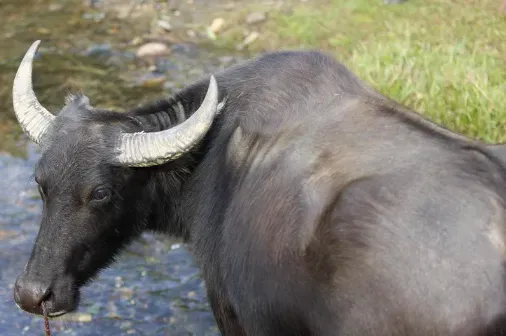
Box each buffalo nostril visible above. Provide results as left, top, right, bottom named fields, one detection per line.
left=40, top=287, right=51, bottom=303
left=14, top=276, right=52, bottom=314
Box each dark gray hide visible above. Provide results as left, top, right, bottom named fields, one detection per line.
left=12, top=45, right=506, bottom=336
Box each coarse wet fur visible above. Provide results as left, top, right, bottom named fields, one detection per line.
left=14, top=50, right=506, bottom=335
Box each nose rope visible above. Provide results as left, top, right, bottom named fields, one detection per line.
left=41, top=301, right=51, bottom=336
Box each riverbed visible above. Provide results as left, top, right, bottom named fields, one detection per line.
left=0, top=0, right=248, bottom=334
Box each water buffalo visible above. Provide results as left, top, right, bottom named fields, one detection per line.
left=12, top=40, right=506, bottom=335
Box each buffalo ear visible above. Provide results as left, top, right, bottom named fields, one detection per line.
left=486, top=144, right=506, bottom=167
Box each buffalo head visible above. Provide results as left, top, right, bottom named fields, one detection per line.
left=12, top=41, right=220, bottom=317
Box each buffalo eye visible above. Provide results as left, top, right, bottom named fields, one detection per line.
left=90, top=187, right=111, bottom=202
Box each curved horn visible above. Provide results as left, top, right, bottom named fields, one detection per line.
left=114, top=75, right=220, bottom=167
left=12, top=40, right=55, bottom=145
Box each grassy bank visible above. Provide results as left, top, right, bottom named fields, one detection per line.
left=2, top=0, right=505, bottom=151
left=212, top=0, right=506, bottom=143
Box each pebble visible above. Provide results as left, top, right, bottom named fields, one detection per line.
left=60, top=312, right=93, bottom=322
left=131, top=36, right=143, bottom=46
left=210, top=18, right=225, bottom=33
left=48, top=3, right=64, bottom=11
left=157, top=20, right=172, bottom=32
left=84, top=44, right=113, bottom=58
left=245, top=12, right=266, bottom=25
left=237, top=31, right=259, bottom=50
left=136, top=42, right=171, bottom=60
left=207, top=18, right=225, bottom=40
left=138, top=73, right=167, bottom=87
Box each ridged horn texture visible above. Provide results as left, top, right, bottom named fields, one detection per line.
left=113, top=75, right=220, bottom=167
left=12, top=40, right=55, bottom=145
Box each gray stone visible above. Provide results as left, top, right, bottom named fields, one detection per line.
left=246, top=12, right=267, bottom=25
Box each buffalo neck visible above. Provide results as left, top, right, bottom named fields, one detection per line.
left=127, top=79, right=226, bottom=241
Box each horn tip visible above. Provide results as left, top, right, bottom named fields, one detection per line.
left=16, top=40, right=42, bottom=70
left=209, top=75, right=217, bottom=88
left=207, top=75, right=218, bottom=98
left=30, top=40, right=42, bottom=53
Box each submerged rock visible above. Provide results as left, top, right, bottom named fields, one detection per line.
left=84, top=44, right=114, bottom=58
left=137, top=72, right=167, bottom=88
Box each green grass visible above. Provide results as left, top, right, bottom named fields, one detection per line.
left=214, top=0, right=506, bottom=143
